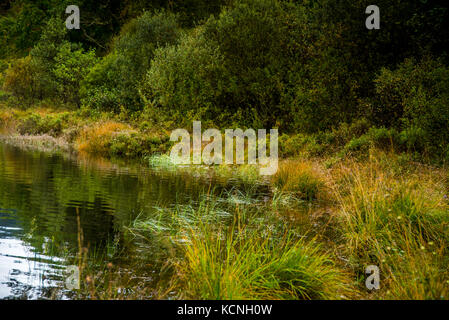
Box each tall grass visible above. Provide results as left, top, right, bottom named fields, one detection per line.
left=332, top=154, right=449, bottom=299
left=165, top=202, right=353, bottom=300
left=273, top=160, right=325, bottom=200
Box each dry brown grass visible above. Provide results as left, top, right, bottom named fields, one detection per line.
left=76, top=121, right=132, bottom=155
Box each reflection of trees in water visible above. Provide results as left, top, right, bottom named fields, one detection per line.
left=0, top=143, right=269, bottom=298
left=0, top=210, right=66, bottom=300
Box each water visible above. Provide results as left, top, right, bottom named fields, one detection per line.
left=0, top=142, right=249, bottom=299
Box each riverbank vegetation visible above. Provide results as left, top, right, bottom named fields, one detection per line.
left=63, top=151, right=448, bottom=300
left=1, top=0, right=449, bottom=300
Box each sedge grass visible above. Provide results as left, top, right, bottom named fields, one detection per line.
left=332, top=153, right=449, bottom=299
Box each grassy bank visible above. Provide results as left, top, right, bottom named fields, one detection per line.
left=1, top=105, right=448, bottom=300
left=0, top=105, right=171, bottom=159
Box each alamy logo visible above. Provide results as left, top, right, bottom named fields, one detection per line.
left=65, top=5, right=80, bottom=30
left=65, top=265, right=80, bottom=290
left=366, top=5, right=380, bottom=30
left=170, top=121, right=278, bottom=175
left=365, top=265, right=380, bottom=290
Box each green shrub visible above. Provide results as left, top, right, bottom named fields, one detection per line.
left=373, top=57, right=449, bottom=155
left=52, top=43, right=98, bottom=106
left=109, top=132, right=170, bottom=158
left=342, top=127, right=401, bottom=156
left=3, top=17, right=98, bottom=107
left=81, top=11, right=181, bottom=112
left=16, top=112, right=69, bottom=136
left=3, top=56, right=42, bottom=105
left=343, top=135, right=371, bottom=154
left=399, top=127, right=428, bottom=153
left=143, top=0, right=356, bottom=130
left=141, top=27, right=228, bottom=126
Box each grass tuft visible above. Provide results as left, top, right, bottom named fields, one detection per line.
left=273, top=160, right=325, bottom=200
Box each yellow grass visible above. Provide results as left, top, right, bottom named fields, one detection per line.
left=76, top=121, right=131, bottom=155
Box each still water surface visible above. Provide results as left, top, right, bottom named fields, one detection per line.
left=0, top=142, right=248, bottom=299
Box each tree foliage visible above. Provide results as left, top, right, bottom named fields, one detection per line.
left=1, top=0, right=449, bottom=156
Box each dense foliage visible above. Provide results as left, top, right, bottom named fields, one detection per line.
left=1, top=0, right=449, bottom=159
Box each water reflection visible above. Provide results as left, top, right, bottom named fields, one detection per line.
left=0, top=210, right=64, bottom=299
left=0, top=142, right=247, bottom=299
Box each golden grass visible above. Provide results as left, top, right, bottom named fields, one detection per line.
left=76, top=121, right=132, bottom=155
left=272, top=160, right=326, bottom=200
left=329, top=151, right=449, bottom=299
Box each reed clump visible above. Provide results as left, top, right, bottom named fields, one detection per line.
left=332, top=154, right=449, bottom=299
left=273, top=160, right=325, bottom=201
left=160, top=198, right=354, bottom=300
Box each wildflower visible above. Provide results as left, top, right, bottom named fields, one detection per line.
left=420, top=246, right=425, bottom=250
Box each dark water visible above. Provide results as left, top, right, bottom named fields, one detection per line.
left=0, top=142, right=245, bottom=299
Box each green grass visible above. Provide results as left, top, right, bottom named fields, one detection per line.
left=175, top=217, right=352, bottom=299
left=333, top=155, right=449, bottom=299
left=129, top=194, right=354, bottom=300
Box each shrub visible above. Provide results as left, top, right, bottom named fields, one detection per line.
left=3, top=56, right=42, bottom=105
left=399, top=127, right=428, bottom=153
left=342, top=127, right=401, bottom=156
left=16, top=112, right=70, bottom=136
left=373, top=57, right=449, bottom=155
left=76, top=121, right=170, bottom=158
left=81, top=11, right=181, bottom=112
left=3, top=17, right=98, bottom=107
left=279, top=134, right=307, bottom=158
left=143, top=0, right=350, bottom=130
left=141, top=28, right=229, bottom=126
left=52, top=43, right=98, bottom=106
left=109, top=131, right=170, bottom=158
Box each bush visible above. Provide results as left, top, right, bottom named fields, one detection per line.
left=109, top=132, right=170, bottom=158
left=141, top=29, right=229, bottom=126
left=76, top=122, right=131, bottom=155
left=373, top=57, right=449, bottom=155
left=81, top=11, right=181, bottom=112
left=52, top=43, right=98, bottom=106
left=16, top=112, right=70, bottom=136
left=3, top=56, right=42, bottom=105
left=143, top=0, right=372, bottom=132
left=76, top=121, right=169, bottom=158
left=399, top=127, right=428, bottom=154
left=3, top=17, right=98, bottom=107
left=342, top=127, right=400, bottom=156
left=143, top=0, right=354, bottom=130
